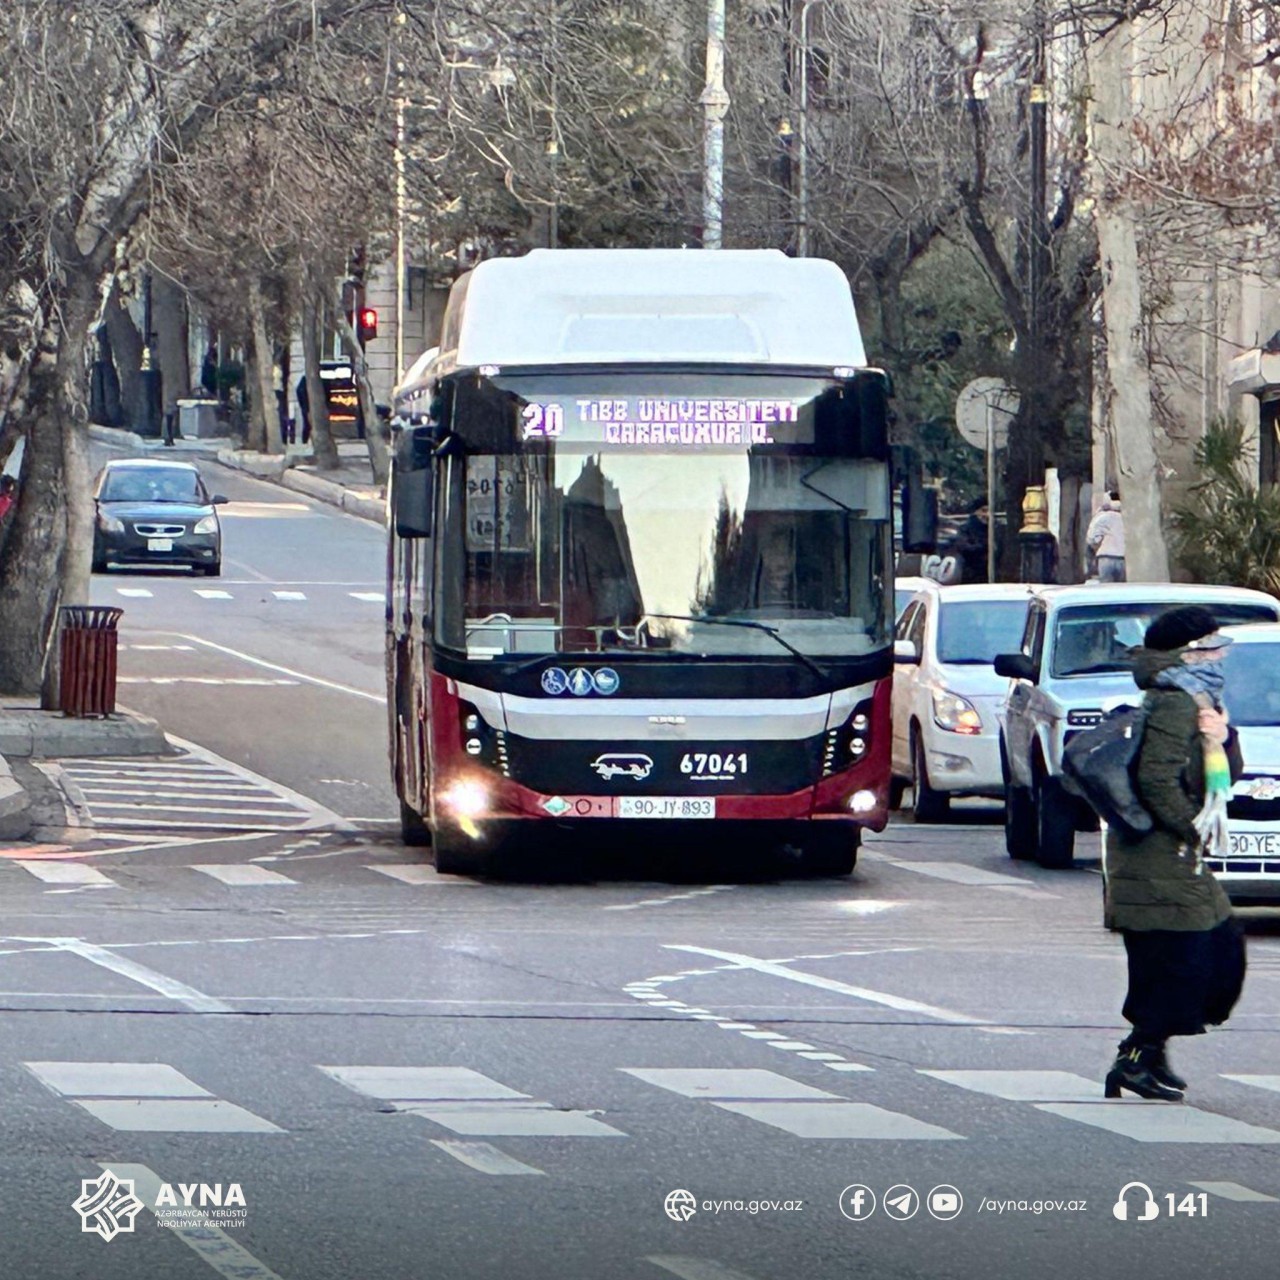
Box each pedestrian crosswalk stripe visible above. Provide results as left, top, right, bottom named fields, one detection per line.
left=272, top=590, right=307, bottom=601
left=117, top=676, right=300, bottom=686
left=193, top=589, right=232, bottom=599
left=405, top=1106, right=624, bottom=1137
left=430, top=1139, right=546, bottom=1176
left=349, top=592, right=383, bottom=602
left=369, top=864, right=479, bottom=885
left=623, top=1068, right=838, bottom=1101
left=321, top=1065, right=530, bottom=1101
left=647, top=1257, right=765, bottom=1280
left=716, top=1101, right=963, bottom=1140
left=1188, top=1181, right=1279, bottom=1203
left=765, top=1040, right=817, bottom=1052
left=922, top=1069, right=1101, bottom=1103
left=115, top=587, right=153, bottom=597
left=191, top=865, right=297, bottom=886
left=26, top=1061, right=210, bottom=1098
left=16, top=861, right=116, bottom=886
left=76, top=1098, right=284, bottom=1133
left=1036, top=1102, right=1280, bottom=1144
left=1223, top=1075, right=1280, bottom=1094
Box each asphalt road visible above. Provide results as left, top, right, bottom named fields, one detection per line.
left=0, top=451, right=1276, bottom=1280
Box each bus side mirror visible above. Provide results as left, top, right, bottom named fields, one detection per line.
left=393, top=426, right=437, bottom=538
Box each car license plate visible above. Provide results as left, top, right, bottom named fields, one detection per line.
left=1227, top=831, right=1280, bottom=858
left=615, top=796, right=715, bottom=819
left=147, top=538, right=173, bottom=552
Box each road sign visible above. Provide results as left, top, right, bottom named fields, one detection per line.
left=955, top=377, right=1019, bottom=450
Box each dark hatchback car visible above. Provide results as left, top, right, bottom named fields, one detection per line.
left=92, top=459, right=227, bottom=576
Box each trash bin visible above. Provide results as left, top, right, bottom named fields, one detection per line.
left=58, top=605, right=123, bottom=717
left=177, top=398, right=222, bottom=438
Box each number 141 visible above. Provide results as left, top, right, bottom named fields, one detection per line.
left=1165, top=1193, right=1208, bottom=1217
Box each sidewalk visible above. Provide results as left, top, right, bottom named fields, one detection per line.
left=0, top=425, right=383, bottom=841
left=88, top=424, right=386, bottom=525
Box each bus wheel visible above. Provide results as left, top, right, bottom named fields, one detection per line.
left=800, top=825, right=859, bottom=877
left=433, top=826, right=487, bottom=877
left=399, top=800, right=431, bottom=848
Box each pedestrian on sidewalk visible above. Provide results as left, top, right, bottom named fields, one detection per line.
left=295, top=375, right=312, bottom=445
left=1102, top=605, right=1246, bottom=1101
left=1087, top=490, right=1125, bottom=581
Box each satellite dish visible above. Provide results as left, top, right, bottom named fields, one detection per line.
left=955, top=378, right=1019, bottom=450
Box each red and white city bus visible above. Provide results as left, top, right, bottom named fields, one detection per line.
left=387, top=249, right=894, bottom=875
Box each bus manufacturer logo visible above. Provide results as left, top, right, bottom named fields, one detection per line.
left=591, top=754, right=654, bottom=781
left=541, top=667, right=569, bottom=696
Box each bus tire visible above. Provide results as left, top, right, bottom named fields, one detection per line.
left=433, top=826, right=486, bottom=877
left=800, top=825, right=859, bottom=877
left=399, top=799, right=431, bottom=847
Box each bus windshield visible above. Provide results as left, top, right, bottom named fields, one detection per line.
left=434, top=371, right=891, bottom=661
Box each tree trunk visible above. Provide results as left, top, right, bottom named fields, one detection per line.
left=247, top=279, right=280, bottom=454
left=302, top=291, right=339, bottom=470
left=0, top=272, right=96, bottom=695
left=1089, top=23, right=1169, bottom=582
left=153, top=274, right=190, bottom=411
left=105, top=283, right=144, bottom=429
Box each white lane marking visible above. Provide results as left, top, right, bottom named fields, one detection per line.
left=622, top=1068, right=837, bottom=1101
left=166, top=733, right=353, bottom=830
left=406, top=1107, right=624, bottom=1137
left=798, top=1052, right=845, bottom=1061
left=1036, top=1102, right=1280, bottom=1144
left=833, top=899, right=908, bottom=915
left=78, top=779, right=270, bottom=794
left=193, top=589, right=233, bottom=599
left=25, top=1061, right=211, bottom=1098
left=13, top=937, right=233, bottom=1013
left=88, top=801, right=307, bottom=817
left=349, top=592, right=383, bottom=603
left=716, top=1100, right=962, bottom=1140
left=125, top=644, right=196, bottom=651
left=117, top=677, right=300, bottom=686
left=666, top=944, right=993, bottom=1028
left=1187, top=1181, right=1279, bottom=1203
left=825, top=1062, right=875, bottom=1072
left=105, top=1163, right=286, bottom=1278
left=430, top=1139, right=546, bottom=1176
left=605, top=886, right=737, bottom=912
left=766, top=1040, right=818, bottom=1052
left=191, top=865, right=297, bottom=886
left=79, top=1099, right=282, bottom=1132
left=272, top=590, right=307, bottom=601
left=369, top=864, right=479, bottom=886
left=95, top=817, right=313, bottom=831
left=16, top=862, right=116, bottom=886
left=866, top=854, right=1047, bottom=889
left=130, top=633, right=385, bottom=703
left=1223, top=1075, right=1280, bottom=1093
left=115, top=587, right=153, bottom=598
left=922, top=1070, right=1101, bottom=1103
left=647, top=1259, right=766, bottom=1280
left=321, top=1065, right=530, bottom=1101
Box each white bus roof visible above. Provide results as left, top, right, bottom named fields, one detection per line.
left=433, top=249, right=867, bottom=373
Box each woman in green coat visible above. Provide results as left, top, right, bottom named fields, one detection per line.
left=1103, top=605, right=1246, bottom=1101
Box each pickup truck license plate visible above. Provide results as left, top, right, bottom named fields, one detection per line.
left=147, top=538, right=173, bottom=552
left=615, top=796, right=715, bottom=819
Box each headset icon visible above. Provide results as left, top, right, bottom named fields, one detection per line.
left=1113, top=1182, right=1161, bottom=1222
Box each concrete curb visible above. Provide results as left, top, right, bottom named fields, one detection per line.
left=216, top=448, right=290, bottom=480
left=90, top=422, right=228, bottom=459
left=0, top=755, right=32, bottom=840
left=280, top=468, right=348, bottom=505
left=0, top=708, right=170, bottom=760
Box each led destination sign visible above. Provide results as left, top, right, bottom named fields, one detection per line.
left=520, top=397, right=801, bottom=447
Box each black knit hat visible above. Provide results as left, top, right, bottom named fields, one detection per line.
left=1144, top=605, right=1223, bottom=652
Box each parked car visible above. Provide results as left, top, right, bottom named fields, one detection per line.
left=1206, top=622, right=1280, bottom=903
left=892, top=582, right=1036, bottom=820
left=92, top=458, right=227, bottom=576
left=995, top=583, right=1280, bottom=868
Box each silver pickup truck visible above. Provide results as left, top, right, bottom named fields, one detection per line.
left=994, top=583, right=1280, bottom=868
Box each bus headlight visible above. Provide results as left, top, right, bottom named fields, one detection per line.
left=848, top=789, right=878, bottom=813
left=441, top=779, right=489, bottom=837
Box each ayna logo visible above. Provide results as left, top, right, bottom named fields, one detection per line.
left=74, top=1171, right=145, bottom=1241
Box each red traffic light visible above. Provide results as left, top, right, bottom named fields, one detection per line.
left=357, top=308, right=378, bottom=342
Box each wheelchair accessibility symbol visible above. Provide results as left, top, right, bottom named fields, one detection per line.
left=1112, top=1182, right=1160, bottom=1222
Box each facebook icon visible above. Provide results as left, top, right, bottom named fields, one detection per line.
left=839, top=1185, right=877, bottom=1221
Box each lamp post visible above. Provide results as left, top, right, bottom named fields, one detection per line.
left=700, top=0, right=729, bottom=248
left=796, top=0, right=816, bottom=257
left=136, top=271, right=163, bottom=438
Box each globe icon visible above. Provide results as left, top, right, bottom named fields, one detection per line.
left=664, top=1189, right=697, bottom=1223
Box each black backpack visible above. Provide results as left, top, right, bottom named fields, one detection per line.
left=1061, top=702, right=1153, bottom=840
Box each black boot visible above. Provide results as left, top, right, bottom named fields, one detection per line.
left=1148, top=1044, right=1187, bottom=1092
left=1105, top=1042, right=1184, bottom=1101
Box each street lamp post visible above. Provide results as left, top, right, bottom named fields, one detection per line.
left=796, top=0, right=816, bottom=257
left=700, top=0, right=729, bottom=248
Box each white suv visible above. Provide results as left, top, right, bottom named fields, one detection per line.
left=995, top=583, right=1280, bottom=868
left=892, top=582, right=1037, bottom=821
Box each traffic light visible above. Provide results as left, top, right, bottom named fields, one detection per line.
left=357, top=307, right=378, bottom=343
